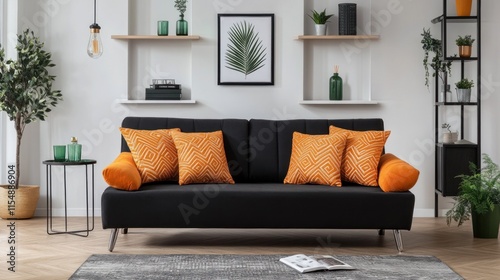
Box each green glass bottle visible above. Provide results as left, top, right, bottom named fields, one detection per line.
left=329, top=65, right=343, bottom=100
left=176, top=14, right=188, bottom=36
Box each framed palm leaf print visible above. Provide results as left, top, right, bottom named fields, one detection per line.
left=218, top=14, right=275, bottom=85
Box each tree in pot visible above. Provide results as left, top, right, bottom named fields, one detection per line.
left=455, top=78, right=474, bottom=103
left=421, top=28, right=454, bottom=101
left=309, top=9, right=333, bottom=36
left=456, top=35, right=475, bottom=58
left=446, top=154, right=500, bottom=238
left=0, top=29, right=62, bottom=219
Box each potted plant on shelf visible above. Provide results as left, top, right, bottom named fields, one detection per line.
left=174, top=0, right=188, bottom=36
left=421, top=28, right=453, bottom=101
left=447, top=154, right=500, bottom=239
left=309, top=9, right=333, bottom=36
left=442, top=123, right=458, bottom=144
left=455, top=78, right=474, bottom=103
left=0, top=29, right=62, bottom=219
left=456, top=35, right=475, bottom=58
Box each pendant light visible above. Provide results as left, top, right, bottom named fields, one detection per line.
left=87, top=0, right=103, bottom=59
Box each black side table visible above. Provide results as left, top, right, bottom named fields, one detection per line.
left=43, top=159, right=96, bottom=237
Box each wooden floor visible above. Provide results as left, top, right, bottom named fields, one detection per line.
left=0, top=217, right=498, bottom=279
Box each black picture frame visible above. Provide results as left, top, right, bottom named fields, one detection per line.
left=218, top=14, right=275, bottom=86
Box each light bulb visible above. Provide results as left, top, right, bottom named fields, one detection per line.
left=87, top=23, right=103, bottom=59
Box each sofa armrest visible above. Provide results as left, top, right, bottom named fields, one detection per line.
left=102, top=152, right=142, bottom=191
left=378, top=153, right=419, bottom=192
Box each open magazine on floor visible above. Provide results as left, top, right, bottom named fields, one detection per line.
left=279, top=254, right=354, bottom=273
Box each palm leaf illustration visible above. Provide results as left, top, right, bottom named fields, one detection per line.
left=225, top=21, right=267, bottom=78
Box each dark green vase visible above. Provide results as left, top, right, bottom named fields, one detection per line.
left=329, top=72, right=343, bottom=100
left=472, top=205, right=500, bottom=238
left=176, top=15, right=188, bottom=36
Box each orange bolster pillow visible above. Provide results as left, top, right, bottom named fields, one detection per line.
left=378, top=153, right=419, bottom=192
left=102, top=152, right=142, bottom=191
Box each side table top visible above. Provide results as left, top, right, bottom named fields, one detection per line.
left=43, top=159, right=97, bottom=165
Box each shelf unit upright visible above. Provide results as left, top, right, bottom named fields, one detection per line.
left=432, top=0, right=481, bottom=217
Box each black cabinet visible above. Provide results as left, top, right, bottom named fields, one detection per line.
left=432, top=0, right=481, bottom=217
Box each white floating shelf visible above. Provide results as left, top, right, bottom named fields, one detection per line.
left=117, top=99, right=197, bottom=104
left=297, top=35, right=380, bottom=40
left=300, top=100, right=380, bottom=105
left=111, top=35, right=201, bottom=40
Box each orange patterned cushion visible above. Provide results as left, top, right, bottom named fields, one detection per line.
left=329, top=125, right=390, bottom=186
left=102, top=152, right=142, bottom=191
left=378, top=153, right=419, bottom=192
left=284, top=132, right=347, bottom=186
left=171, top=131, right=235, bottom=185
left=119, top=127, right=180, bottom=183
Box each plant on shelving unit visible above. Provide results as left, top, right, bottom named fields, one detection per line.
left=421, top=28, right=453, bottom=89
left=455, top=78, right=474, bottom=103
left=456, top=78, right=474, bottom=89
left=456, top=35, right=475, bottom=58
left=446, top=154, right=500, bottom=238
left=309, top=9, right=333, bottom=36
left=441, top=123, right=458, bottom=144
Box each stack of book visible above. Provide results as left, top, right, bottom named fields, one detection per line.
left=146, top=83, right=182, bottom=100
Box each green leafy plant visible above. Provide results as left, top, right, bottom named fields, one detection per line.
left=225, top=21, right=267, bottom=78
left=174, top=0, right=187, bottom=16
left=0, top=29, right=62, bottom=188
left=447, top=154, right=500, bottom=226
left=309, top=9, right=333, bottom=24
left=442, top=123, right=452, bottom=133
left=455, top=78, right=474, bottom=89
left=456, top=35, right=475, bottom=46
left=421, top=28, right=453, bottom=89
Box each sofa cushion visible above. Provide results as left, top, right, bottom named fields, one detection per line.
left=171, top=131, right=235, bottom=185
left=119, top=127, right=180, bottom=183
left=378, top=153, right=420, bottom=192
left=284, top=132, right=346, bottom=186
left=102, top=152, right=142, bottom=191
left=329, top=125, right=390, bottom=187
left=121, top=117, right=249, bottom=183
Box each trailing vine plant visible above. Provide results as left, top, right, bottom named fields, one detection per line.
left=421, top=28, right=453, bottom=89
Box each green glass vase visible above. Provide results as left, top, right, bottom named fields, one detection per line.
left=176, top=15, right=188, bottom=36
left=329, top=71, right=343, bottom=101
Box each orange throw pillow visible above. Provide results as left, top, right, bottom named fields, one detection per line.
left=378, top=153, right=419, bottom=192
left=171, top=130, right=235, bottom=185
left=329, top=125, right=390, bottom=186
left=284, top=132, right=347, bottom=186
left=119, top=127, right=180, bottom=184
left=102, top=152, right=142, bottom=191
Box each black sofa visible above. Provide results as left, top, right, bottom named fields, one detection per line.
left=101, top=117, right=415, bottom=252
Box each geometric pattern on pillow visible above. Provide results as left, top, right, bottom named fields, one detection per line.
left=329, top=125, right=390, bottom=186
left=171, top=130, right=235, bottom=186
left=119, top=127, right=180, bottom=184
left=284, top=132, right=347, bottom=187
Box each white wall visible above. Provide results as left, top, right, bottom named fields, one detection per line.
left=7, top=0, right=500, bottom=217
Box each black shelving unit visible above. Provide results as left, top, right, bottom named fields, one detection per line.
left=433, top=0, right=481, bottom=217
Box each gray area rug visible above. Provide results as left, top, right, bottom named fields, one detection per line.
left=70, top=254, right=463, bottom=280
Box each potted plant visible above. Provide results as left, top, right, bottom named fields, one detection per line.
left=455, top=78, right=474, bottom=103
left=309, top=9, right=333, bottom=36
left=442, top=123, right=458, bottom=144
left=174, top=0, right=188, bottom=36
left=421, top=28, right=453, bottom=100
left=0, top=29, right=62, bottom=219
left=447, top=154, right=500, bottom=238
left=456, top=35, right=475, bottom=58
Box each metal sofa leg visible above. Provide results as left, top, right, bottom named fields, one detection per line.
left=378, top=229, right=385, bottom=236
left=393, top=230, right=404, bottom=253
left=121, top=228, right=128, bottom=234
left=108, top=228, right=119, bottom=252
